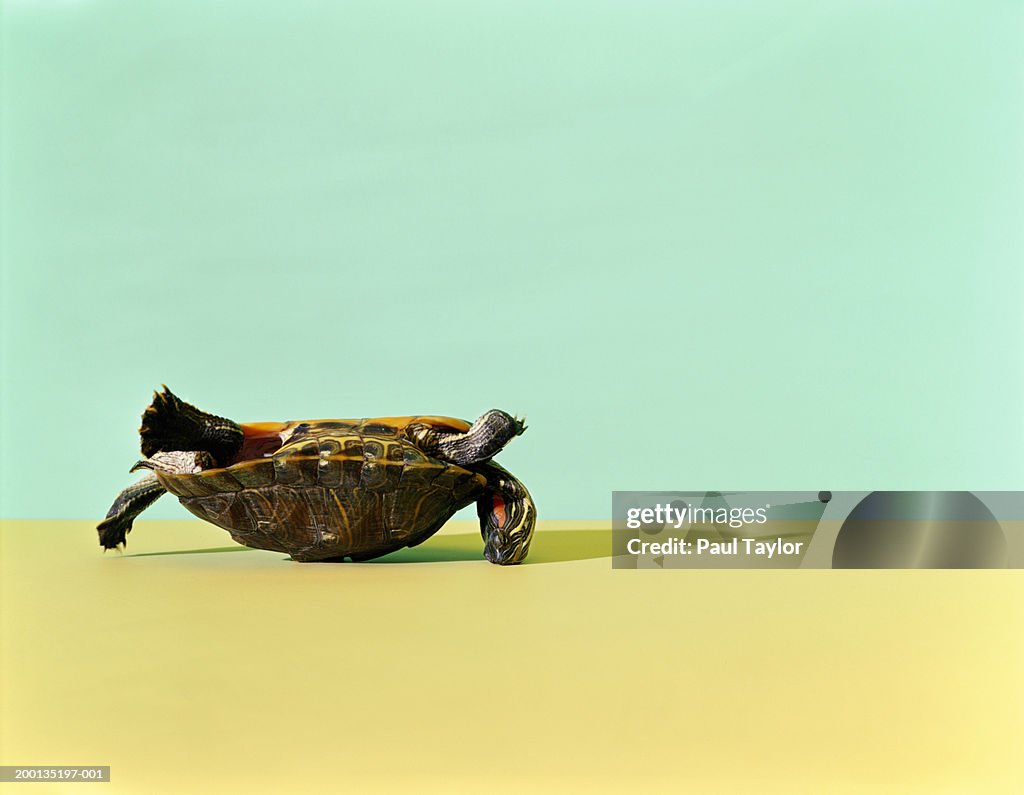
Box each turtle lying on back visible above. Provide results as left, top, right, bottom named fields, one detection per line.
left=98, top=388, right=535, bottom=564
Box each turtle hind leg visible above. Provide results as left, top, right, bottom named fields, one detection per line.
left=97, top=474, right=166, bottom=550
left=140, top=386, right=243, bottom=466
left=411, top=410, right=526, bottom=466
left=476, top=463, right=536, bottom=565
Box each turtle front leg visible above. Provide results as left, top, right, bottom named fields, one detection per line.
left=476, top=463, right=536, bottom=565
left=97, top=451, right=212, bottom=550
left=410, top=409, right=526, bottom=466
left=97, top=475, right=166, bottom=550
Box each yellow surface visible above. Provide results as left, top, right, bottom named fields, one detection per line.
left=2, top=519, right=1023, bottom=794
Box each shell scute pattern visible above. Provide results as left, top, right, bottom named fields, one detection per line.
left=160, top=422, right=485, bottom=561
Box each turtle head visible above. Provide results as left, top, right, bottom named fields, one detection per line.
left=477, top=466, right=536, bottom=565
left=483, top=522, right=534, bottom=565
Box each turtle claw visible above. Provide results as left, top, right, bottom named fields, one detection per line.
left=97, top=514, right=132, bottom=550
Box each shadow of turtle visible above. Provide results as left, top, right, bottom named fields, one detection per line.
left=126, top=528, right=611, bottom=565
left=369, top=529, right=610, bottom=565
left=126, top=545, right=252, bottom=558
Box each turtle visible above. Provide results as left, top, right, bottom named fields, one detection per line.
left=97, top=387, right=535, bottom=564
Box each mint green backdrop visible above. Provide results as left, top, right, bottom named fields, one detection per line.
left=2, top=1, right=1022, bottom=520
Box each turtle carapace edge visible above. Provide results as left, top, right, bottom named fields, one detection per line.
left=97, top=387, right=536, bottom=564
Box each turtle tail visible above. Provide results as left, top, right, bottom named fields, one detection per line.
left=140, top=386, right=243, bottom=466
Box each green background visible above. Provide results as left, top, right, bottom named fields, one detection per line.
left=2, top=0, right=1021, bottom=520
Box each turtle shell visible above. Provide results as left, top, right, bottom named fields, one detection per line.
left=154, top=417, right=487, bottom=561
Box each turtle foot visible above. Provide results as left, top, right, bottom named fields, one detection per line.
left=416, top=409, right=526, bottom=466
left=96, top=473, right=166, bottom=551
left=140, top=386, right=243, bottom=466
left=97, top=514, right=131, bottom=550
